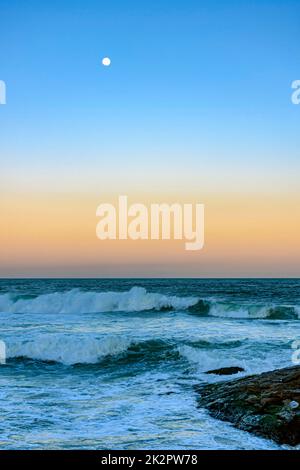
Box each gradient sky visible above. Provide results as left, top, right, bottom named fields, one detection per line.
left=0, top=0, right=299, bottom=277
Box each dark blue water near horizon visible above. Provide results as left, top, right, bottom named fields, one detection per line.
left=1, top=277, right=300, bottom=303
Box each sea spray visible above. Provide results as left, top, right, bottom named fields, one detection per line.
left=0, top=287, right=298, bottom=319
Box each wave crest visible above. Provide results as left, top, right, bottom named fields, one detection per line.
left=0, top=287, right=298, bottom=320
left=189, top=300, right=299, bottom=320
left=0, top=287, right=198, bottom=314
left=7, top=335, right=132, bottom=365
left=6, top=335, right=179, bottom=366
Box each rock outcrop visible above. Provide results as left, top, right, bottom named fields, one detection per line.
left=205, top=366, right=245, bottom=376
left=196, top=366, right=300, bottom=446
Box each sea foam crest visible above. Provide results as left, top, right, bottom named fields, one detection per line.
left=0, top=288, right=298, bottom=319
left=0, top=287, right=198, bottom=314
left=7, top=334, right=132, bottom=365
left=208, top=302, right=299, bottom=320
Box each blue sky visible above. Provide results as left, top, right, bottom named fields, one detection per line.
left=1, top=0, right=299, bottom=174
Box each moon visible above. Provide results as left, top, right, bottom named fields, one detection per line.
left=102, top=57, right=111, bottom=66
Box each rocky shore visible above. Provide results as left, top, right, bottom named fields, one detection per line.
left=196, top=366, right=300, bottom=446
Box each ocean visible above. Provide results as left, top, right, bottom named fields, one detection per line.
left=0, top=278, right=299, bottom=450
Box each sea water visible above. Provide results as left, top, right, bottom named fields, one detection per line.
left=0, top=278, right=299, bottom=450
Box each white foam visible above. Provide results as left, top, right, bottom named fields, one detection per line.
left=7, top=334, right=132, bottom=365
left=209, top=302, right=269, bottom=319
left=178, top=345, right=246, bottom=372
left=0, top=287, right=198, bottom=314
left=178, top=343, right=292, bottom=381
left=0, top=293, right=13, bottom=312
left=0, top=288, right=298, bottom=319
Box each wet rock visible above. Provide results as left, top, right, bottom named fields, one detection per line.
left=196, top=366, right=300, bottom=446
left=205, top=366, right=245, bottom=376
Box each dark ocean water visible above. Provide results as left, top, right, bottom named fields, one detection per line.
left=0, top=278, right=299, bottom=449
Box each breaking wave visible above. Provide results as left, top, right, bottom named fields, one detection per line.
left=0, top=287, right=298, bottom=319
left=6, top=335, right=178, bottom=366
left=5, top=333, right=292, bottom=371
left=7, top=335, right=133, bottom=365
left=189, top=300, right=299, bottom=320
left=0, top=287, right=197, bottom=314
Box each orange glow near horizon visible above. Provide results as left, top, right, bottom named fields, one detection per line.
left=1, top=190, right=299, bottom=277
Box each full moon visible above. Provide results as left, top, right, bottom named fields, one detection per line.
left=102, top=57, right=111, bottom=66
